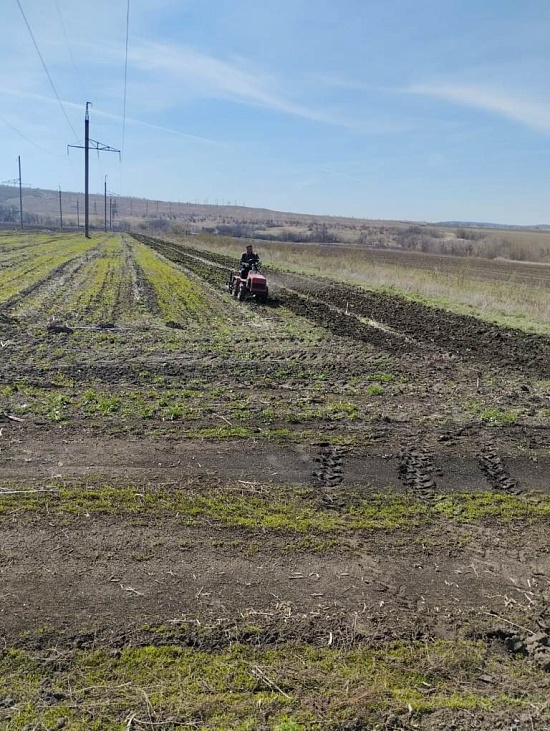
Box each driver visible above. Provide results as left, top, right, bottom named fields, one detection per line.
left=239, top=245, right=260, bottom=277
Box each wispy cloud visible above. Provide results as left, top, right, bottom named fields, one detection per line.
left=409, top=82, right=550, bottom=133
left=310, top=73, right=381, bottom=92
left=128, top=42, right=358, bottom=129
left=0, top=86, right=223, bottom=145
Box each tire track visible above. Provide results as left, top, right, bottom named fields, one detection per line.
left=478, top=446, right=522, bottom=495
left=398, top=448, right=438, bottom=501
left=313, top=443, right=349, bottom=510
left=294, top=281, right=550, bottom=378
left=130, top=235, right=550, bottom=377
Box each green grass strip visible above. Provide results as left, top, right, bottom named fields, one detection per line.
left=0, top=640, right=546, bottom=730
left=0, top=484, right=548, bottom=530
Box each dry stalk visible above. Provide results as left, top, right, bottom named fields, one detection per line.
left=250, top=664, right=291, bottom=699
left=480, top=611, right=534, bottom=635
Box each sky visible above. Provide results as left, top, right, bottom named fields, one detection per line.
left=1, top=0, right=550, bottom=224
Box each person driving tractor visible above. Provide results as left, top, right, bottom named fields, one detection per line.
left=239, top=245, right=260, bottom=278
left=228, top=243, right=268, bottom=303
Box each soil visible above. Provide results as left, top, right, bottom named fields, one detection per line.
left=0, top=233, right=549, bottom=729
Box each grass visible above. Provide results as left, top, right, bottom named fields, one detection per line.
left=0, top=375, right=371, bottom=432
left=465, top=402, right=523, bottom=425
left=190, top=235, right=550, bottom=334
left=130, top=238, right=231, bottom=327
left=1, top=483, right=549, bottom=533
left=1, top=639, right=546, bottom=729
left=435, top=492, right=550, bottom=522
left=57, top=236, right=139, bottom=324
left=0, top=231, right=99, bottom=306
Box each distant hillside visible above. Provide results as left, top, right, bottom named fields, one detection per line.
left=1, top=184, right=550, bottom=263
left=437, top=221, right=550, bottom=231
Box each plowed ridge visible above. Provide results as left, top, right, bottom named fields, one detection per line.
left=132, top=234, right=550, bottom=377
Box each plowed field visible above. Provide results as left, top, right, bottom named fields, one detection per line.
left=0, top=231, right=549, bottom=730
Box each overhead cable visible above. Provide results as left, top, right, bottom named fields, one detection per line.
left=121, top=0, right=131, bottom=160
left=53, top=0, right=86, bottom=99
left=15, top=0, right=79, bottom=141
left=0, top=114, right=64, bottom=156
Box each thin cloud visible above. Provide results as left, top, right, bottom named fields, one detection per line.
left=128, top=42, right=359, bottom=129
left=310, top=73, right=380, bottom=92
left=410, top=82, right=550, bottom=133
left=0, top=86, right=223, bottom=145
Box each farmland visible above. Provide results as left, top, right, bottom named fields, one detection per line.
left=0, top=230, right=549, bottom=730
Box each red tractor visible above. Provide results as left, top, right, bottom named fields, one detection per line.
left=228, top=262, right=269, bottom=304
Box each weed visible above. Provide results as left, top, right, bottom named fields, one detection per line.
left=0, top=639, right=546, bottom=729
left=0, top=232, right=98, bottom=305
left=367, top=372, right=395, bottom=382
left=435, top=492, right=550, bottom=522
left=466, top=402, right=522, bottom=425
left=82, top=391, right=122, bottom=415
left=165, top=405, right=183, bottom=420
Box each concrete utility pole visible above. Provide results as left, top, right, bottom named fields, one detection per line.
left=58, top=187, right=63, bottom=228
left=18, top=156, right=23, bottom=230
left=76, top=199, right=80, bottom=227
left=104, top=175, right=107, bottom=232
left=68, top=103, right=119, bottom=238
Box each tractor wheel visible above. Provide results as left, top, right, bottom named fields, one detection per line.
left=238, top=283, right=247, bottom=301
left=258, top=292, right=268, bottom=304
left=232, top=279, right=239, bottom=297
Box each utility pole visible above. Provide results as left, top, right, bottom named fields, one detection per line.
left=58, top=187, right=63, bottom=228
left=18, top=156, right=23, bottom=230
left=76, top=199, right=80, bottom=227
left=109, top=197, right=113, bottom=230
left=84, top=104, right=89, bottom=235
left=104, top=176, right=107, bottom=232
left=68, top=103, right=119, bottom=238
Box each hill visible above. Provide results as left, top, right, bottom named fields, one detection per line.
left=2, top=184, right=550, bottom=262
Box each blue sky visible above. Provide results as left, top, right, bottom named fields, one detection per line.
left=2, top=0, right=550, bottom=224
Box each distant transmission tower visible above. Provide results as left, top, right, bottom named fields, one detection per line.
left=2, top=157, right=26, bottom=229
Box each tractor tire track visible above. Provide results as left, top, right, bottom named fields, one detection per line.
left=130, top=235, right=550, bottom=377
left=398, top=448, right=439, bottom=501
left=313, top=443, right=349, bottom=510
left=294, top=281, right=550, bottom=378
left=478, top=446, right=522, bottom=495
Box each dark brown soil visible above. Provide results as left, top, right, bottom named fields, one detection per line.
left=1, top=234, right=549, bottom=729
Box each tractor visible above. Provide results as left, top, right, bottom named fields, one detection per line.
left=228, top=262, right=269, bottom=304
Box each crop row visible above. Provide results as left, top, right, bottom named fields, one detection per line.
left=0, top=232, right=99, bottom=306
left=130, top=237, right=231, bottom=327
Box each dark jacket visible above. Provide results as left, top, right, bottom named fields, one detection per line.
left=240, top=251, right=260, bottom=266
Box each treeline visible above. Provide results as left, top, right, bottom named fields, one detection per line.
left=394, top=225, right=550, bottom=262
left=0, top=205, right=48, bottom=226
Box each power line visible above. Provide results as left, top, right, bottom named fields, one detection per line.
left=15, top=0, right=79, bottom=141
left=0, top=114, right=64, bottom=156
left=53, top=0, right=86, bottom=99
left=121, top=0, right=131, bottom=160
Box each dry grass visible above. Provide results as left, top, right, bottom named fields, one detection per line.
left=192, top=235, right=550, bottom=334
